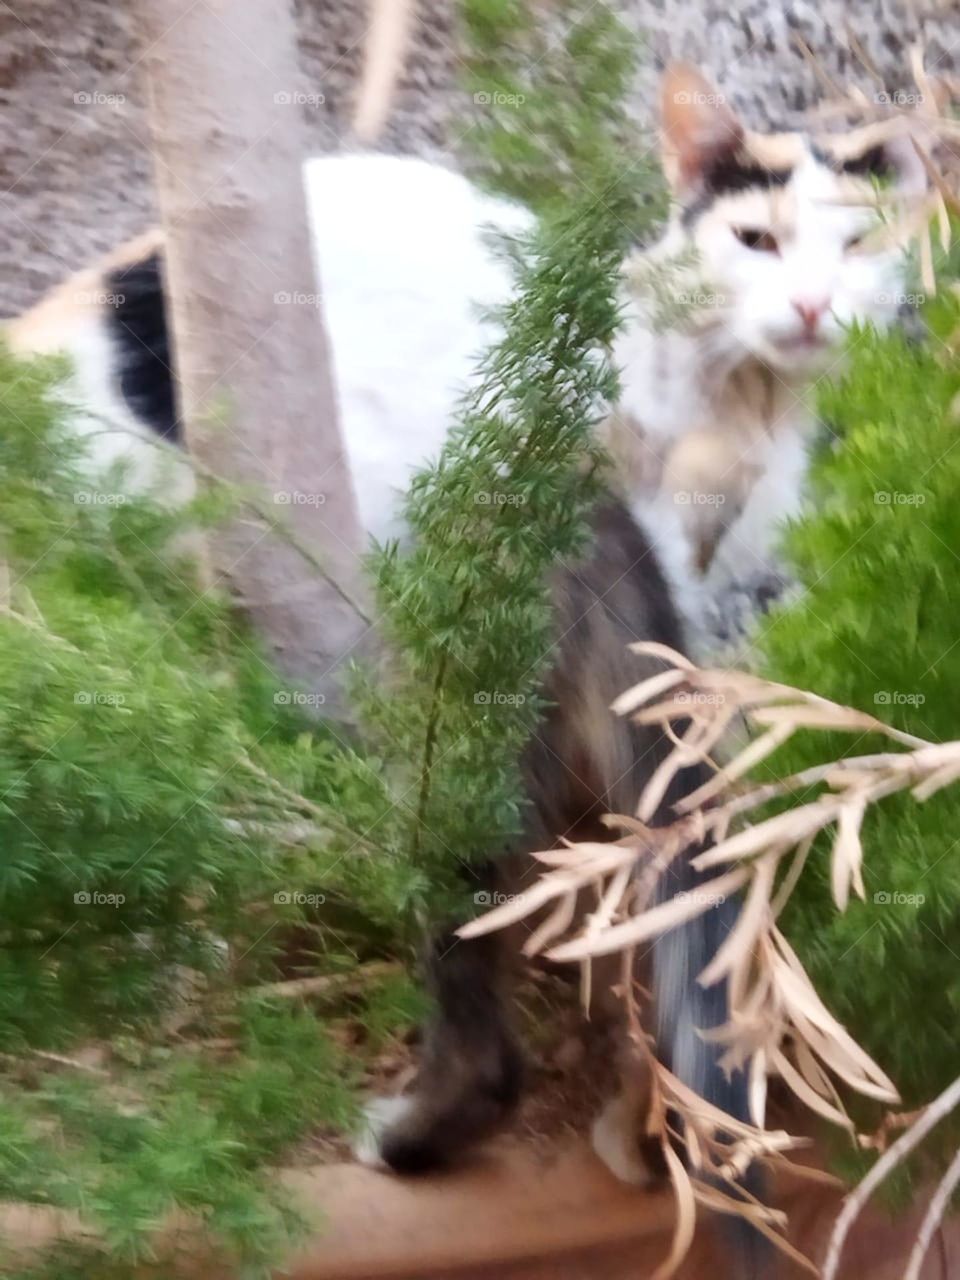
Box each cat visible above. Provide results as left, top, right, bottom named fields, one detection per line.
left=7, top=65, right=921, bottom=645
left=604, top=64, right=924, bottom=650
left=4, top=64, right=923, bottom=1212
left=9, top=77, right=922, bottom=658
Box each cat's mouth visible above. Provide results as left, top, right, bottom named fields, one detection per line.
left=773, top=330, right=832, bottom=353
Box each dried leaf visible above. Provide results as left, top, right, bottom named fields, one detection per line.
left=771, top=835, right=814, bottom=918
left=522, top=891, right=578, bottom=956
left=457, top=874, right=575, bottom=939
left=611, top=667, right=686, bottom=717
left=672, top=721, right=795, bottom=815
left=691, top=801, right=838, bottom=871
left=545, top=865, right=750, bottom=962
left=651, top=1139, right=697, bottom=1280
left=773, top=1047, right=855, bottom=1130
left=912, top=759, right=960, bottom=802
left=831, top=797, right=866, bottom=911
left=627, top=641, right=695, bottom=670
left=698, top=854, right=777, bottom=987
left=750, top=1048, right=768, bottom=1128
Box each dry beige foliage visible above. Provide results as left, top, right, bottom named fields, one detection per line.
left=460, top=643, right=960, bottom=1274
left=798, top=38, right=960, bottom=293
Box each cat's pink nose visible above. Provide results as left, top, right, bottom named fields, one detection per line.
left=791, top=297, right=830, bottom=333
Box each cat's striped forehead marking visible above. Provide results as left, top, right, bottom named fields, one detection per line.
left=679, top=130, right=886, bottom=228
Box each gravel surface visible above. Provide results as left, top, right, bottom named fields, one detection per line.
left=1, top=0, right=956, bottom=316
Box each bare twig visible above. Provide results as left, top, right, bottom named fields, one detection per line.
left=823, top=1074, right=960, bottom=1280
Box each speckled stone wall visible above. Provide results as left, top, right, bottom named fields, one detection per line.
left=1, top=0, right=955, bottom=316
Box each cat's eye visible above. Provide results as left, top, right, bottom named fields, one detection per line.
left=733, top=227, right=779, bottom=254
left=844, top=231, right=868, bottom=252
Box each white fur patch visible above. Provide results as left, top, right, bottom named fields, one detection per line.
left=352, top=1093, right=417, bottom=1168
left=590, top=1094, right=655, bottom=1187
left=302, top=155, right=532, bottom=545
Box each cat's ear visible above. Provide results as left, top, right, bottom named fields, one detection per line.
left=659, top=63, right=743, bottom=195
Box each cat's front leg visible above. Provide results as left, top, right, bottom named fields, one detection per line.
left=699, top=424, right=809, bottom=651
left=659, top=426, right=759, bottom=574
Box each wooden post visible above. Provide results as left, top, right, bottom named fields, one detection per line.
left=140, top=0, right=371, bottom=714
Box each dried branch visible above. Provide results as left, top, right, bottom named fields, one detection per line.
left=823, top=1074, right=960, bottom=1280
left=461, top=643, right=960, bottom=1275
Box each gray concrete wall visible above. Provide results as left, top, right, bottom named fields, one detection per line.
left=0, top=0, right=955, bottom=316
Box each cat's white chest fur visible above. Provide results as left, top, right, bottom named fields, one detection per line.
left=614, top=310, right=717, bottom=454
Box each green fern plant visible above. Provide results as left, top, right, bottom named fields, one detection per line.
left=0, top=2, right=663, bottom=1274
left=758, top=286, right=960, bottom=1152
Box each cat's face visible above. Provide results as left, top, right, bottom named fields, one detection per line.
left=658, top=65, right=925, bottom=377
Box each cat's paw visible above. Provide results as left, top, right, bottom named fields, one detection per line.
left=352, top=1095, right=417, bottom=1168
left=697, top=562, right=800, bottom=657
left=590, top=1095, right=655, bottom=1187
